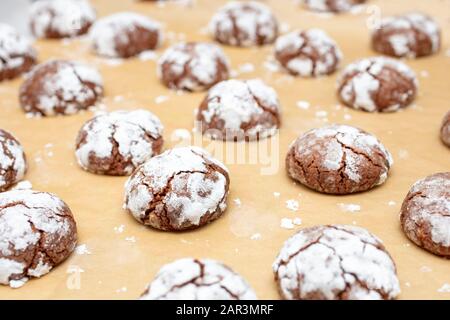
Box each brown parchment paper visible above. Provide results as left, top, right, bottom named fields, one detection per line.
left=0, top=0, right=449, bottom=300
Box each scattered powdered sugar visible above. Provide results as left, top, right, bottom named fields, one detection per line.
left=280, top=218, right=294, bottom=229
left=75, top=244, right=91, bottom=255
left=154, top=95, right=169, bottom=104
left=233, top=198, right=242, bottom=207
left=296, top=101, right=310, bottom=110
left=0, top=23, right=36, bottom=73
left=273, top=192, right=281, bottom=198
left=338, top=203, right=361, bottom=213
left=250, top=233, right=261, bottom=240
left=420, top=266, right=432, bottom=273
left=438, top=283, right=450, bottom=293
left=286, top=199, right=299, bottom=212
left=114, top=225, right=125, bottom=234
left=140, top=258, right=257, bottom=300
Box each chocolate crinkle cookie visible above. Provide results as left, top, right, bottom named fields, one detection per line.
left=440, top=110, right=450, bottom=147
left=273, top=225, right=401, bottom=300
left=75, top=110, right=164, bottom=176
left=124, top=146, right=229, bottom=231
left=372, top=13, right=441, bottom=58
left=286, top=124, right=393, bottom=195
left=275, top=28, right=342, bottom=77
left=140, top=258, right=257, bottom=300
left=0, top=190, right=77, bottom=288
left=158, top=42, right=230, bottom=92
left=19, top=60, right=103, bottom=116
left=196, top=79, right=281, bottom=141
left=301, top=0, right=367, bottom=13
left=0, top=129, right=27, bottom=192
left=209, top=1, right=278, bottom=47
left=30, top=0, right=96, bottom=39
left=400, top=173, right=450, bottom=258
left=337, top=56, right=418, bottom=112
left=90, top=12, right=162, bottom=58
left=0, top=24, right=37, bottom=82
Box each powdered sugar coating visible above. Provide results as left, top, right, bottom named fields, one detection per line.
left=124, top=146, right=229, bottom=231
left=0, top=190, right=77, bottom=288
left=19, top=60, right=103, bottom=116
left=90, top=12, right=162, bottom=58
left=30, top=0, right=96, bottom=39
left=400, top=173, right=450, bottom=257
left=158, top=42, right=230, bottom=91
left=75, top=109, right=164, bottom=176
left=273, top=225, right=400, bottom=300
left=286, top=124, right=393, bottom=194
left=0, top=130, right=27, bottom=192
left=210, top=1, right=278, bottom=47
left=337, top=56, right=418, bottom=112
left=197, top=79, right=281, bottom=141
left=372, top=13, right=441, bottom=58
left=275, top=29, right=342, bottom=77
left=0, top=24, right=37, bottom=81
left=302, top=0, right=366, bottom=13
left=140, top=258, right=256, bottom=300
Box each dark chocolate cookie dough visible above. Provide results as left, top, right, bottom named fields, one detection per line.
left=273, top=225, right=400, bottom=300
left=19, top=60, right=103, bottom=116
left=400, top=173, right=450, bottom=258
left=75, top=109, right=164, bottom=176
left=140, top=258, right=257, bottom=300
left=0, top=190, right=77, bottom=288
left=0, top=129, right=27, bottom=192
left=286, top=124, right=393, bottom=194
left=124, top=147, right=229, bottom=231
left=440, top=110, right=450, bottom=147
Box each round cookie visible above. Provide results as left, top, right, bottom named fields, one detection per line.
left=75, top=110, right=164, bottom=176
left=0, top=190, right=77, bottom=288
left=196, top=79, right=281, bottom=141
left=440, top=110, right=450, bottom=148
left=209, top=1, right=279, bottom=47
left=90, top=12, right=162, bottom=58
left=273, top=225, right=400, bottom=300
left=372, top=13, right=441, bottom=58
left=400, top=173, right=450, bottom=257
left=337, top=57, right=418, bottom=113
left=30, top=0, right=96, bottom=39
left=0, top=24, right=37, bottom=82
left=275, top=29, right=342, bottom=77
left=158, top=42, right=230, bottom=92
left=140, top=258, right=257, bottom=300
left=286, top=124, right=393, bottom=195
left=124, top=146, right=229, bottom=231
left=301, top=0, right=367, bottom=13
left=0, top=129, right=27, bottom=192
left=19, top=60, right=103, bottom=116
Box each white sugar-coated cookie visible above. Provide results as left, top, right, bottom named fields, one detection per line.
left=273, top=225, right=401, bottom=300
left=75, top=110, right=164, bottom=176
left=158, top=42, right=230, bottom=91
left=0, top=190, right=77, bottom=288
left=124, top=147, right=229, bottom=231
left=196, top=79, right=281, bottom=141
left=90, top=12, right=162, bottom=58
left=30, top=0, right=96, bottom=39
left=301, top=0, right=367, bottom=13
left=210, top=1, right=278, bottom=47
left=140, top=258, right=257, bottom=300
left=0, top=130, right=27, bottom=192
left=337, top=57, right=418, bottom=112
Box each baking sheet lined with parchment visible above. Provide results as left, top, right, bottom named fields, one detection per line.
left=0, top=0, right=449, bottom=299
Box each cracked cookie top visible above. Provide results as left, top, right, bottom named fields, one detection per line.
left=19, top=60, right=103, bottom=117
left=196, top=79, right=281, bottom=141
left=301, top=0, right=367, bottom=13
left=286, top=124, right=393, bottom=194
left=90, top=12, right=162, bottom=58
left=372, top=13, right=441, bottom=58
left=30, top=0, right=96, bottom=39
left=0, top=129, right=27, bottom=192
left=0, top=190, right=77, bottom=288
left=275, top=28, right=342, bottom=77
left=273, top=225, right=400, bottom=300
left=400, top=172, right=450, bottom=257
left=337, top=56, right=418, bottom=112
left=75, top=109, right=164, bottom=176
left=140, top=258, right=257, bottom=300
left=0, top=24, right=37, bottom=82
left=209, top=1, right=278, bottom=47
left=158, top=42, right=230, bottom=92
left=440, top=110, right=450, bottom=148
left=124, top=146, right=229, bottom=231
